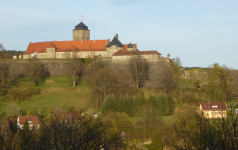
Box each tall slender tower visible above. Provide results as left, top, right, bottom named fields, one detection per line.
left=73, top=22, right=90, bottom=41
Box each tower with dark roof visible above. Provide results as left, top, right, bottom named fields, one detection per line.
left=73, top=22, right=90, bottom=41
left=106, top=35, right=126, bottom=57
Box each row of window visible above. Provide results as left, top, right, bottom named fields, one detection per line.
left=113, top=55, right=157, bottom=59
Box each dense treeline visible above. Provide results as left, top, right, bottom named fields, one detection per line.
left=102, top=91, right=175, bottom=117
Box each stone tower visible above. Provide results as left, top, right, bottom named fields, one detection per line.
left=73, top=22, right=90, bottom=41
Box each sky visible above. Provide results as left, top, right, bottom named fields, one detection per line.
left=0, top=0, right=238, bottom=69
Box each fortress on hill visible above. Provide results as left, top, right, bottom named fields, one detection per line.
left=14, top=21, right=173, bottom=62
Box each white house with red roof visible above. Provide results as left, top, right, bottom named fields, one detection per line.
left=14, top=21, right=172, bottom=61
left=200, top=102, right=227, bottom=118
left=17, top=116, right=40, bottom=130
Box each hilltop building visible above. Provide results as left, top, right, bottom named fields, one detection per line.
left=15, top=21, right=172, bottom=62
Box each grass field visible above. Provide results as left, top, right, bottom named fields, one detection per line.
left=2, top=76, right=94, bottom=116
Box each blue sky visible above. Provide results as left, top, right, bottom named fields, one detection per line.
left=0, top=0, right=238, bottom=69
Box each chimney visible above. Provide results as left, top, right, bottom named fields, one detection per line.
left=116, top=34, right=118, bottom=39
left=66, top=40, right=68, bottom=43
left=167, top=54, right=170, bottom=59
left=94, top=39, right=95, bottom=43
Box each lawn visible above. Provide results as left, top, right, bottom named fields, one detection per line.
left=2, top=76, right=94, bottom=116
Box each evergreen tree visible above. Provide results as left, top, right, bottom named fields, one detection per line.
left=133, top=96, right=137, bottom=116
left=167, top=94, right=175, bottom=115
left=102, top=96, right=109, bottom=114
left=126, top=96, right=134, bottom=117
left=147, top=93, right=154, bottom=104
left=156, top=94, right=165, bottom=115
left=149, top=129, right=163, bottom=150
left=163, top=94, right=170, bottom=115
left=138, top=90, right=146, bottom=106
left=119, top=96, right=127, bottom=113
left=102, top=94, right=117, bottom=114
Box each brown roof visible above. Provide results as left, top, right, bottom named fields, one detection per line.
left=18, top=116, right=40, bottom=125
left=113, top=49, right=161, bottom=56
left=24, top=40, right=109, bottom=54
left=200, top=102, right=227, bottom=111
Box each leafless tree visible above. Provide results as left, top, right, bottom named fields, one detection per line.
left=66, top=46, right=84, bottom=88
left=175, top=57, right=182, bottom=67
left=26, top=58, right=50, bottom=87
left=128, top=51, right=149, bottom=88
left=158, top=62, right=176, bottom=94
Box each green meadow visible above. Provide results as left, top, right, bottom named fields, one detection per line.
left=2, top=76, right=94, bottom=116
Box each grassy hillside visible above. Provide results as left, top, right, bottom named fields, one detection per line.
left=2, top=76, right=94, bottom=116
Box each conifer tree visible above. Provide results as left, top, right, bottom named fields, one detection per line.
left=138, top=90, right=146, bottom=106
left=149, top=129, right=163, bottom=150
left=163, top=94, right=170, bottom=115
left=102, top=94, right=117, bottom=114
left=133, top=96, right=138, bottom=116
left=126, top=96, right=134, bottom=117
left=119, top=96, right=127, bottom=113
left=167, top=94, right=175, bottom=115
left=156, top=94, right=165, bottom=115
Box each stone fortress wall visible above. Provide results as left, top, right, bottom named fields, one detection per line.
left=1, top=59, right=168, bottom=88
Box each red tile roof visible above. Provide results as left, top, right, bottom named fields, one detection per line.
left=113, top=49, right=161, bottom=56
left=24, top=40, right=109, bottom=54
left=18, top=116, right=40, bottom=125
left=200, top=102, right=227, bottom=111
left=47, top=43, right=57, bottom=48
left=124, top=44, right=137, bottom=49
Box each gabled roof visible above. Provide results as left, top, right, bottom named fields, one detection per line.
left=127, top=43, right=133, bottom=48
left=24, top=40, right=109, bottom=54
left=113, top=49, right=161, bottom=56
left=124, top=44, right=137, bottom=49
left=18, top=116, right=40, bottom=125
left=106, top=36, right=124, bottom=48
left=200, top=102, right=227, bottom=111
left=74, top=22, right=89, bottom=30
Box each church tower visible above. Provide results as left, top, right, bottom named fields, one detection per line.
left=73, top=22, right=90, bottom=41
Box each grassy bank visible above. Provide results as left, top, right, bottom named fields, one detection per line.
left=2, top=76, right=93, bottom=116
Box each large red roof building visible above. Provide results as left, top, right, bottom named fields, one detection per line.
left=15, top=21, right=172, bottom=62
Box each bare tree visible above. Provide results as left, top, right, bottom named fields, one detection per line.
left=128, top=52, right=149, bottom=88
left=89, top=67, right=118, bottom=110
left=66, top=46, right=84, bottom=88
left=26, top=58, right=50, bottom=87
left=158, top=62, right=176, bottom=94
left=175, top=57, right=182, bottom=67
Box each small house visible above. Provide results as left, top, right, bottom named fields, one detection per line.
left=200, top=102, right=227, bottom=119
left=17, top=116, right=40, bottom=130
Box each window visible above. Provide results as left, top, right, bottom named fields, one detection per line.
left=28, top=121, right=32, bottom=123
left=146, top=56, right=148, bottom=58
left=212, top=105, right=218, bottom=108
left=113, top=57, right=116, bottom=59
left=153, top=55, right=155, bottom=58
left=119, top=56, right=121, bottom=59
left=124, top=56, right=127, bottom=59
left=68, top=115, right=71, bottom=119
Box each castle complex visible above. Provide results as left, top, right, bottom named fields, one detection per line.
left=14, top=21, right=172, bottom=62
